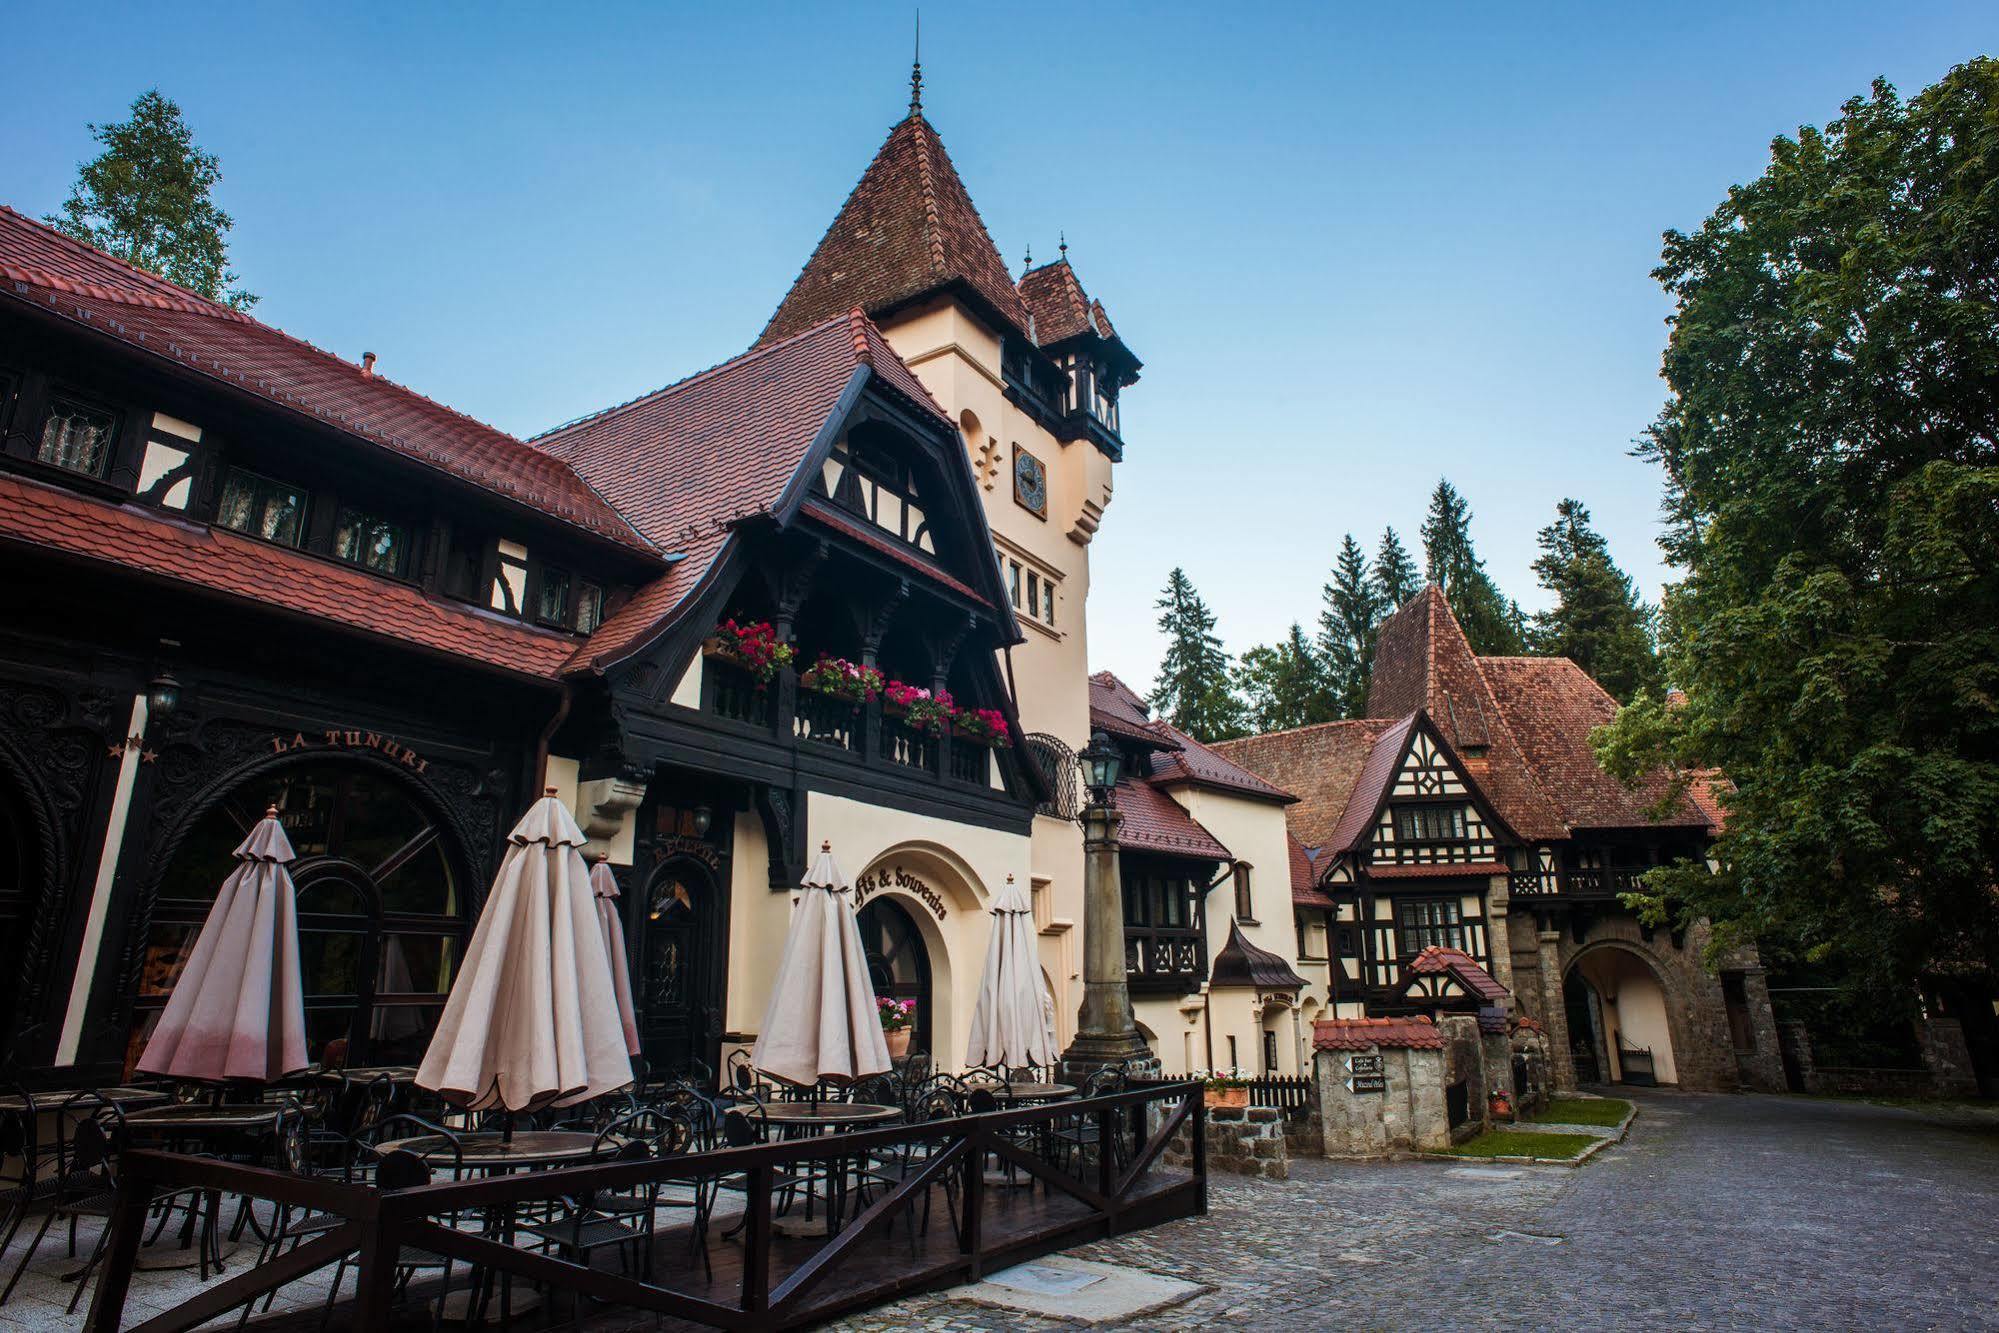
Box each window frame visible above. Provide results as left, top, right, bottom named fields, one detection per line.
left=1396, top=897, right=1465, bottom=956
left=331, top=504, right=416, bottom=579
left=1395, top=802, right=1468, bottom=844
left=1232, top=863, right=1256, bottom=923
left=34, top=390, right=123, bottom=481
left=215, top=465, right=311, bottom=549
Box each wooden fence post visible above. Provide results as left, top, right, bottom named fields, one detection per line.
left=348, top=1217, right=401, bottom=1329
left=81, top=1169, right=152, bottom=1333
left=961, top=1125, right=987, bottom=1280
left=742, top=1163, right=772, bottom=1315
left=1191, top=1092, right=1208, bottom=1214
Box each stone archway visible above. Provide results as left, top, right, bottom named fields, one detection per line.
left=853, top=843, right=983, bottom=1069
left=1565, top=941, right=1688, bottom=1087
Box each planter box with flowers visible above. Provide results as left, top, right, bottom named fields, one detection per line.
left=952, top=706, right=1013, bottom=748
left=798, top=655, right=884, bottom=709
left=883, top=681, right=955, bottom=731
left=877, top=996, right=917, bottom=1059
left=704, top=618, right=794, bottom=686
left=1200, top=1069, right=1253, bottom=1108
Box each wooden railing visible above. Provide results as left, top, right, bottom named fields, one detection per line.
left=84, top=1082, right=1204, bottom=1333
left=878, top=713, right=939, bottom=773
left=1244, top=1075, right=1315, bottom=1116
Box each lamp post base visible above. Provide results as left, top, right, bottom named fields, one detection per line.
left=1060, top=1029, right=1162, bottom=1083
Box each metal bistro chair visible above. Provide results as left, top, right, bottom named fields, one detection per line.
left=318, top=1114, right=463, bottom=1333
left=1050, top=1064, right=1129, bottom=1180
left=856, top=1082, right=963, bottom=1255
left=710, top=1103, right=809, bottom=1258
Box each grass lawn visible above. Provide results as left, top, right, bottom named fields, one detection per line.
left=1526, top=1096, right=1633, bottom=1127
left=1441, top=1129, right=1601, bottom=1160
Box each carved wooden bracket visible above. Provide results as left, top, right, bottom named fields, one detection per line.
left=924, top=612, right=977, bottom=694
left=855, top=578, right=911, bottom=669
left=763, top=539, right=829, bottom=641
left=752, top=781, right=808, bottom=891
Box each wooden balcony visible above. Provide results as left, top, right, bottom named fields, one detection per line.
left=1125, top=928, right=1206, bottom=995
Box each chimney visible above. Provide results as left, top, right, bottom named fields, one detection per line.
left=360, top=351, right=377, bottom=377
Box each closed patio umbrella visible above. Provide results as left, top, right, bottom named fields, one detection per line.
left=591, top=855, right=642, bottom=1058
left=750, top=841, right=891, bottom=1087
left=416, top=790, right=632, bottom=1114
left=964, top=874, right=1058, bottom=1071
left=136, top=806, right=308, bottom=1083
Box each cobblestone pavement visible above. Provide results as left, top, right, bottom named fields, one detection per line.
left=833, top=1091, right=1999, bottom=1331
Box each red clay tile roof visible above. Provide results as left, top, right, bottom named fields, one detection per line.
left=1685, top=770, right=1731, bottom=832
left=1477, top=656, right=1709, bottom=831
left=1404, top=946, right=1511, bottom=1003
left=758, top=113, right=1030, bottom=347
left=0, top=206, right=653, bottom=556
left=1110, top=777, right=1230, bottom=861
left=1324, top=714, right=1419, bottom=854
left=1208, top=920, right=1308, bottom=992
left=1366, top=587, right=1567, bottom=841
left=1211, top=718, right=1398, bottom=849
left=1017, top=259, right=1116, bottom=346
left=1366, top=862, right=1512, bottom=880
left=1087, top=671, right=1180, bottom=750
left=540, top=310, right=957, bottom=674
left=1145, top=718, right=1296, bottom=804
left=1313, top=1016, right=1445, bottom=1052
left=1289, top=835, right=1334, bottom=909
left=0, top=472, right=573, bottom=679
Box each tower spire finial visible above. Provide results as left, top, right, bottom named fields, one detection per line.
left=1023, top=241, right=1032, bottom=272
left=1059, top=231, right=1068, bottom=260
left=909, top=12, right=923, bottom=115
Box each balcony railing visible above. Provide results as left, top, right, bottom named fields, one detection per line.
left=704, top=656, right=772, bottom=727
left=878, top=712, right=939, bottom=773
left=794, top=689, right=858, bottom=751
left=1125, top=928, right=1205, bottom=993
left=948, top=737, right=990, bottom=786
left=1507, top=867, right=1651, bottom=899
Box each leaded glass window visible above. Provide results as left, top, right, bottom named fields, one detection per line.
left=537, top=566, right=572, bottom=627
left=217, top=467, right=308, bottom=546
left=36, top=397, right=118, bottom=477
left=576, top=581, right=605, bottom=634
left=333, top=508, right=412, bottom=576
left=1398, top=898, right=1463, bottom=955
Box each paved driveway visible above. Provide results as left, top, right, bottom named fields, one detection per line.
left=840, top=1092, right=1999, bottom=1331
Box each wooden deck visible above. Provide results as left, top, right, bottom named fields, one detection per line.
left=85, top=1083, right=1207, bottom=1333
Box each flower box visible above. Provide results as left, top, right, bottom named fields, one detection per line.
left=1204, top=1086, right=1249, bottom=1109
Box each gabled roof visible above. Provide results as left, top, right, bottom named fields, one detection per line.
left=0, top=472, right=574, bottom=680
left=1324, top=713, right=1420, bottom=854
left=1145, top=719, right=1296, bottom=804
left=757, top=112, right=1031, bottom=348
left=1110, top=776, right=1231, bottom=861
left=0, top=206, right=653, bottom=556
left=1477, top=656, right=1709, bottom=830
left=1208, top=921, right=1308, bottom=992
left=1402, top=946, right=1510, bottom=1004
left=538, top=309, right=967, bottom=674
left=1213, top=717, right=1400, bottom=848
left=1366, top=587, right=1567, bottom=840
left=1087, top=671, right=1180, bottom=750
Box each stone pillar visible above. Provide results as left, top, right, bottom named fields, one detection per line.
left=1734, top=965, right=1787, bottom=1093
left=1537, top=927, right=1578, bottom=1090
left=1921, top=1016, right=1980, bottom=1098
left=1062, top=802, right=1159, bottom=1080
left=1485, top=874, right=1516, bottom=1005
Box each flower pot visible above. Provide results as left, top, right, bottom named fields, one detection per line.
left=885, top=1028, right=911, bottom=1059
left=1204, top=1086, right=1249, bottom=1109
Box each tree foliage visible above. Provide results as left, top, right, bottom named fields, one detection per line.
left=1318, top=534, right=1382, bottom=717
left=1150, top=567, right=1244, bottom=743
left=1233, top=624, right=1333, bottom=734
left=49, top=90, right=256, bottom=309
left=1420, top=479, right=1524, bottom=654
left=1373, top=527, right=1421, bottom=609
left=1529, top=499, right=1661, bottom=701
left=1594, top=61, right=1999, bottom=994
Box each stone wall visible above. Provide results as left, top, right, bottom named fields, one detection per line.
left=1166, top=1104, right=1289, bottom=1179
left=1506, top=909, right=1774, bottom=1093
left=1316, top=1045, right=1453, bottom=1157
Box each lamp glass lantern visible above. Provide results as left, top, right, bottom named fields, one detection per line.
left=1079, top=730, right=1122, bottom=807
left=145, top=671, right=182, bottom=723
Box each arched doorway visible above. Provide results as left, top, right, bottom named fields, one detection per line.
left=638, top=858, right=724, bottom=1079
left=134, top=760, right=470, bottom=1075
left=857, top=897, right=932, bottom=1059
left=1566, top=947, right=1680, bottom=1086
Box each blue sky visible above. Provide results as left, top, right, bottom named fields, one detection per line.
left=4, top=3, right=1990, bottom=688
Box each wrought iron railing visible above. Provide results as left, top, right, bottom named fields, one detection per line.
left=1024, top=732, right=1078, bottom=819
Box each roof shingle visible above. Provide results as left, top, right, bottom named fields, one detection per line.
left=1212, top=718, right=1398, bottom=849
left=1110, top=777, right=1231, bottom=861
left=1313, top=1016, right=1445, bottom=1052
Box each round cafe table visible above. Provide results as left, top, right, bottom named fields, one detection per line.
left=373, top=1129, right=608, bottom=1169
left=1000, top=1082, right=1076, bottom=1103
left=741, top=1102, right=903, bottom=1236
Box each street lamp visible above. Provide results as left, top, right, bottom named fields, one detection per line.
left=1078, top=730, right=1122, bottom=807
left=145, top=670, right=182, bottom=724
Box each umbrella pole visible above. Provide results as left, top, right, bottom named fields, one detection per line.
left=501, top=1109, right=514, bottom=1145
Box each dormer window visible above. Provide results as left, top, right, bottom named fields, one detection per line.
left=537, top=566, right=572, bottom=628
left=819, top=438, right=934, bottom=553
left=136, top=414, right=201, bottom=511
left=217, top=467, right=308, bottom=547
left=36, top=395, right=119, bottom=478
left=333, top=507, right=412, bottom=577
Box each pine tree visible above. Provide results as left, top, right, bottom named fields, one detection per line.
left=1233, top=624, right=1334, bottom=733
left=1419, top=479, right=1525, bottom=654
left=49, top=90, right=256, bottom=309
left=1317, top=535, right=1382, bottom=718
left=1529, top=499, right=1661, bottom=700
left=1150, top=568, right=1243, bottom=743
left=1372, top=527, right=1420, bottom=610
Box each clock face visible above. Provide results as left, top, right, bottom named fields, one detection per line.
left=1013, top=449, right=1048, bottom=518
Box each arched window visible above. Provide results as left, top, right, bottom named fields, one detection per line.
left=857, top=897, right=932, bottom=1057
left=130, top=762, right=468, bottom=1075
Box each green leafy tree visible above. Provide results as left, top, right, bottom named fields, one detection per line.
left=1420, top=479, right=1524, bottom=654
left=1372, top=527, right=1420, bottom=610
left=1317, top=534, right=1382, bottom=717
left=49, top=90, right=256, bottom=309
left=1150, top=567, right=1243, bottom=743
left=1530, top=499, right=1661, bottom=701
left=1594, top=61, right=1999, bottom=998
left=1233, top=624, right=1334, bottom=733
